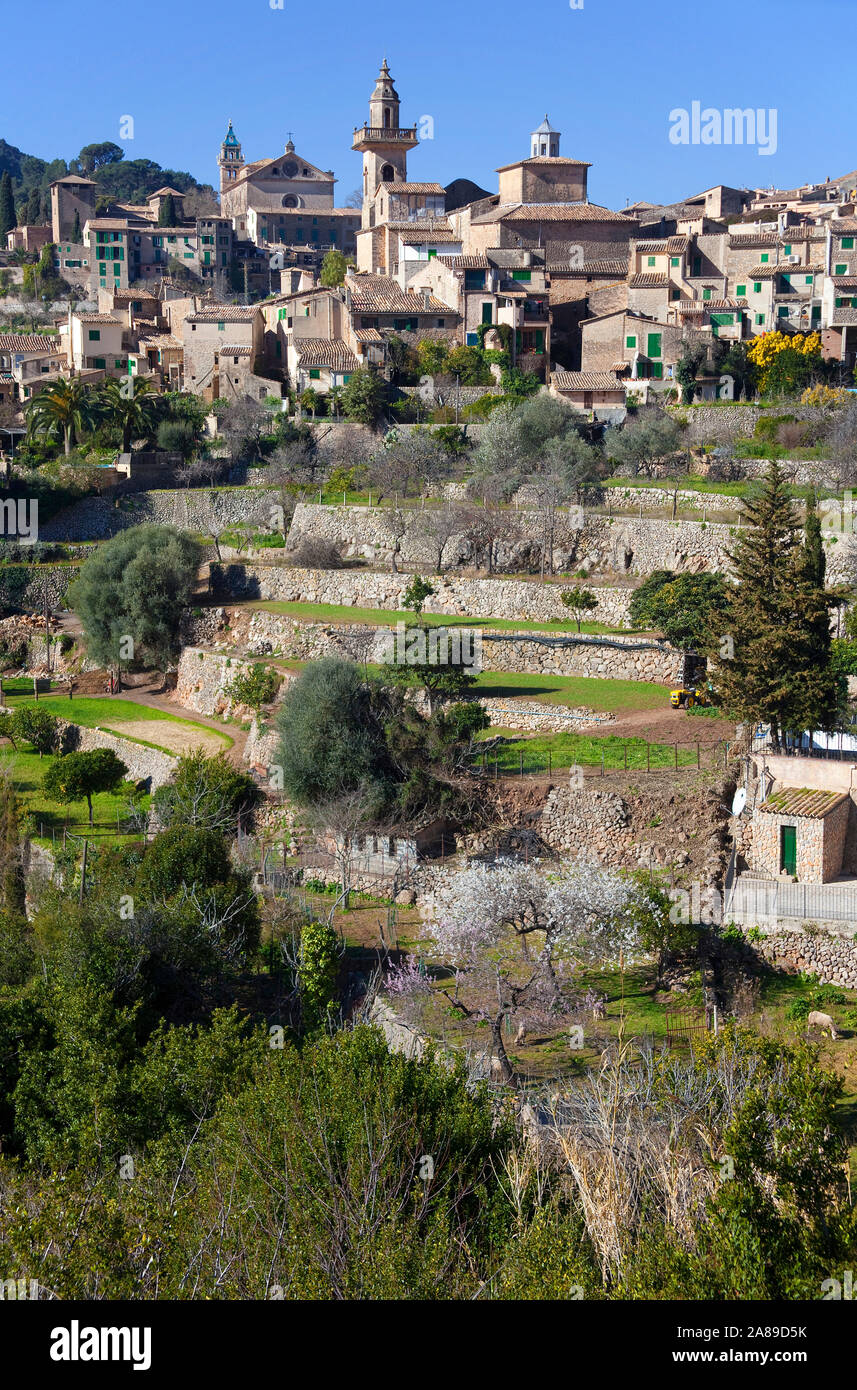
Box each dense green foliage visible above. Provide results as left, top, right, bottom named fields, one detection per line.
left=70, top=524, right=202, bottom=671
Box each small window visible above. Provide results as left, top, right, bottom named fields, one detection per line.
left=702, top=288, right=711, bottom=300
left=114, top=358, right=123, bottom=368
left=88, top=330, right=100, bottom=341
left=309, top=368, right=321, bottom=379
left=760, top=253, right=769, bottom=263
left=93, top=357, right=106, bottom=368
left=736, top=283, right=746, bottom=297
left=755, top=313, right=765, bottom=325
left=754, top=282, right=762, bottom=293
left=670, top=256, right=680, bottom=267
left=783, top=244, right=792, bottom=255
left=217, top=322, right=225, bottom=332
left=835, top=263, right=848, bottom=276
left=842, top=237, right=854, bottom=249
left=805, top=275, right=813, bottom=285
left=625, top=335, right=636, bottom=348
left=647, top=255, right=656, bottom=267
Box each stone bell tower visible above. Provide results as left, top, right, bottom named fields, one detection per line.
left=352, top=59, right=418, bottom=227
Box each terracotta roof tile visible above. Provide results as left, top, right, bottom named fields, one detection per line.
left=759, top=787, right=849, bottom=818
left=503, top=202, right=632, bottom=223
left=296, top=338, right=359, bottom=370
left=0, top=334, right=58, bottom=352
left=553, top=370, right=624, bottom=391
left=629, top=273, right=668, bottom=288
left=185, top=306, right=259, bottom=323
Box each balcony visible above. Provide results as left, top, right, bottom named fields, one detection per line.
left=352, top=124, right=418, bottom=151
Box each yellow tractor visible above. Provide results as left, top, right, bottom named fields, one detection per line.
left=670, top=685, right=710, bottom=710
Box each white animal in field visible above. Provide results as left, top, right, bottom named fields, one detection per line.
left=515, top=1023, right=527, bottom=1045
left=807, top=1010, right=838, bottom=1039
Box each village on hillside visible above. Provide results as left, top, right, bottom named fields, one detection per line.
left=2, top=43, right=857, bottom=1328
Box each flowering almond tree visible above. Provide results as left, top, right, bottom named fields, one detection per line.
left=425, top=860, right=642, bottom=1084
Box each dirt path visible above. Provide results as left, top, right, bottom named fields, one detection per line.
left=112, top=673, right=249, bottom=766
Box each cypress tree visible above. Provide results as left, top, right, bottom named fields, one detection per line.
left=158, top=193, right=176, bottom=227
left=716, top=462, right=838, bottom=747
left=0, top=172, right=16, bottom=240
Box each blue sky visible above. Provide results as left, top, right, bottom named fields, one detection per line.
left=4, top=0, right=856, bottom=208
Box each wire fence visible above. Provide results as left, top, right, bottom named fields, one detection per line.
left=475, top=739, right=730, bottom=780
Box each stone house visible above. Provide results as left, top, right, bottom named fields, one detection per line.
left=181, top=304, right=266, bottom=401
left=753, top=786, right=851, bottom=884
left=550, top=369, right=625, bottom=418
left=6, top=225, right=52, bottom=254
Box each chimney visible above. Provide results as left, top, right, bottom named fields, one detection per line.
left=422, top=289, right=431, bottom=311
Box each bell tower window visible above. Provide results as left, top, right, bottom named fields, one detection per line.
left=381, top=164, right=394, bottom=182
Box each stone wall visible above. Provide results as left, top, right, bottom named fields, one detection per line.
left=478, top=700, right=615, bottom=733
left=40, top=487, right=280, bottom=543
left=288, top=502, right=738, bottom=576
left=747, top=927, right=857, bottom=991
left=676, top=404, right=825, bottom=444
left=57, top=719, right=177, bottom=789
left=175, top=645, right=296, bottom=720
left=204, top=608, right=683, bottom=685
left=210, top=562, right=635, bottom=626
left=538, top=787, right=637, bottom=866
left=0, top=565, right=76, bottom=612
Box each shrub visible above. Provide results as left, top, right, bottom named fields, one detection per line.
left=286, top=537, right=343, bottom=569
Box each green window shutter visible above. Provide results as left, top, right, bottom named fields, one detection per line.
left=842, top=237, right=854, bottom=249
left=836, top=264, right=848, bottom=275
left=670, top=256, right=679, bottom=267
left=783, top=245, right=791, bottom=256
left=760, top=253, right=769, bottom=263
left=736, top=283, right=746, bottom=297
left=93, top=357, right=105, bottom=368
left=778, top=305, right=789, bottom=316
left=114, top=358, right=123, bottom=368
left=481, top=302, right=493, bottom=324
left=754, top=282, right=762, bottom=293
left=217, top=322, right=225, bottom=331
left=651, top=362, right=663, bottom=379
left=625, top=335, right=636, bottom=348
left=805, top=275, right=813, bottom=285
left=511, top=270, right=531, bottom=281
left=342, top=374, right=351, bottom=383
left=755, top=313, right=765, bottom=325
left=702, top=288, right=711, bottom=300
left=309, top=368, right=321, bottom=379
left=780, top=825, right=796, bottom=876
left=647, top=256, right=656, bottom=267
left=88, top=330, right=100, bottom=341
left=671, top=288, right=680, bottom=300
left=646, top=332, right=662, bottom=358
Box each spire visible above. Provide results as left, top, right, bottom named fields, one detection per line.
left=223, top=120, right=239, bottom=147
left=531, top=115, right=561, bottom=157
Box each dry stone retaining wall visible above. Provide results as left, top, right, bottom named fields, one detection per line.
left=747, top=927, right=857, bottom=991
left=175, top=646, right=296, bottom=720
left=210, top=563, right=636, bottom=626
left=57, top=719, right=177, bottom=789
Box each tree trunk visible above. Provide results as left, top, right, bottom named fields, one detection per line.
left=63, top=427, right=71, bottom=456
left=86, top=793, right=93, bottom=827
left=490, top=1015, right=515, bottom=1085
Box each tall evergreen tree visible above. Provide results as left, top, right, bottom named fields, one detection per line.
left=0, top=172, right=16, bottom=240
left=158, top=193, right=176, bottom=227
left=717, top=464, right=839, bottom=745
left=0, top=781, right=26, bottom=918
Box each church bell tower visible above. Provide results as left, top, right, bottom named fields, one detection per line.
left=351, top=60, right=418, bottom=227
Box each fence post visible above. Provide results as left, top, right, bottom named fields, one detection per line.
left=520, top=750, right=524, bottom=777
left=548, top=751, right=552, bottom=777
left=601, top=751, right=604, bottom=778
left=674, top=744, right=678, bottom=771
left=624, top=744, right=627, bottom=772
left=697, top=741, right=700, bottom=769
left=647, top=743, right=650, bottom=774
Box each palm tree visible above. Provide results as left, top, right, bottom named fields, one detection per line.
left=7, top=246, right=35, bottom=267
left=99, top=376, right=158, bottom=452
left=25, top=376, right=95, bottom=456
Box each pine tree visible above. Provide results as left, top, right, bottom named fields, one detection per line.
left=0, top=172, right=16, bottom=240
left=716, top=463, right=838, bottom=746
